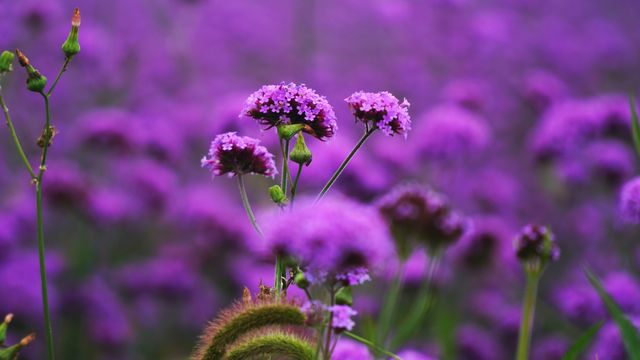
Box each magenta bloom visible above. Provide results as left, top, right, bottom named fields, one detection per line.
left=620, top=177, right=640, bottom=223
left=241, top=82, right=338, bottom=140
left=201, top=132, right=277, bottom=178
left=345, top=91, right=411, bottom=137
left=329, top=305, right=357, bottom=331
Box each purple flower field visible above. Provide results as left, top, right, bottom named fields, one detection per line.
left=1, top=0, right=640, bottom=359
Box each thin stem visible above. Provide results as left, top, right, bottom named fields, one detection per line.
left=38, top=93, right=51, bottom=179
left=316, top=128, right=375, bottom=202
left=236, top=175, right=263, bottom=237
left=290, top=163, right=304, bottom=205
left=375, top=264, right=405, bottom=348
left=280, top=138, right=291, bottom=194
left=0, top=93, right=36, bottom=179
left=391, top=251, right=442, bottom=349
left=324, top=287, right=336, bottom=360
left=516, top=274, right=539, bottom=360
left=46, top=58, right=70, bottom=97
left=274, top=256, right=283, bottom=294
left=36, top=183, right=55, bottom=360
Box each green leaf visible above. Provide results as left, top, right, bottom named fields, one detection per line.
left=343, top=331, right=401, bottom=360
left=628, top=95, right=640, bottom=159
left=560, top=321, right=603, bottom=360
left=586, top=269, right=640, bottom=360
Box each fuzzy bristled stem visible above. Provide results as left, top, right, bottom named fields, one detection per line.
left=516, top=274, right=539, bottom=360
left=0, top=93, right=36, bottom=179
left=236, top=175, right=263, bottom=237
left=46, top=58, right=71, bottom=97
left=36, top=182, right=55, bottom=360
left=316, top=127, right=375, bottom=202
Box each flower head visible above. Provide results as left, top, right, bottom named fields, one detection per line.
left=201, top=132, right=277, bottom=178
left=241, top=82, right=337, bottom=140
left=620, top=177, right=640, bottom=224
left=345, top=91, right=411, bottom=137
left=329, top=305, right=357, bottom=331
left=258, top=196, right=394, bottom=283
left=376, top=184, right=467, bottom=255
left=514, top=224, right=560, bottom=265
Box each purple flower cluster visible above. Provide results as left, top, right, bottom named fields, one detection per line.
left=201, top=132, right=277, bottom=178
left=619, top=177, right=640, bottom=223
left=241, top=82, right=338, bottom=141
left=329, top=305, right=357, bottom=331
left=258, top=196, right=395, bottom=282
left=345, top=91, right=411, bottom=137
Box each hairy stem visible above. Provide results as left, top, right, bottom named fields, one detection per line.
left=316, top=128, right=375, bottom=202
left=516, top=274, right=539, bottom=360
left=236, top=175, right=263, bottom=237
left=0, top=93, right=36, bottom=179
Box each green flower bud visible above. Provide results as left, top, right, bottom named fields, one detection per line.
left=61, top=8, right=81, bottom=59
left=277, top=124, right=305, bottom=141
left=289, top=133, right=312, bottom=166
left=294, top=272, right=309, bottom=289
left=269, top=185, right=287, bottom=206
left=0, top=314, right=12, bottom=345
left=15, top=49, right=47, bottom=93
left=335, top=286, right=353, bottom=306
left=0, top=51, right=14, bottom=73
left=0, top=333, right=35, bottom=360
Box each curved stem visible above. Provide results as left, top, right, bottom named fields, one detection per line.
left=46, top=58, right=70, bottom=97
left=36, top=183, right=55, bottom=360
left=316, top=128, right=375, bottom=202
left=0, top=93, right=36, bottom=179
left=236, top=175, right=263, bottom=237
left=516, top=274, right=539, bottom=360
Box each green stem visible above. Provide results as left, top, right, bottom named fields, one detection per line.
left=316, top=128, right=375, bottom=202
left=280, top=139, right=291, bottom=194
left=290, top=163, right=303, bottom=205
left=0, top=93, right=36, bottom=179
left=391, top=251, right=442, bottom=349
left=38, top=93, right=51, bottom=179
left=36, top=183, right=55, bottom=360
left=375, top=265, right=405, bottom=348
left=46, top=58, right=70, bottom=97
left=516, top=274, right=539, bottom=360
left=324, top=288, right=336, bottom=360
left=274, top=255, right=284, bottom=294
left=236, top=175, right=263, bottom=237
left=343, top=332, right=401, bottom=360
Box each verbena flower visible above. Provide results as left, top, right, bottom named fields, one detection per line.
left=619, top=177, right=640, bottom=223
left=241, top=82, right=338, bottom=140
left=376, top=183, right=468, bottom=254
left=329, top=305, right=357, bottom=331
left=514, top=224, right=560, bottom=263
left=201, top=132, right=277, bottom=178
left=332, top=339, right=372, bottom=359
left=345, top=91, right=411, bottom=137
left=258, top=196, right=394, bottom=283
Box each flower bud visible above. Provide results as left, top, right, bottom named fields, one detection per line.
left=335, top=286, right=353, bottom=306
left=0, top=333, right=34, bottom=360
left=269, top=185, right=287, bottom=206
left=15, top=49, right=47, bottom=93
left=277, top=124, right=305, bottom=141
left=61, top=8, right=81, bottom=59
left=294, top=272, right=309, bottom=289
left=0, top=313, right=11, bottom=345
left=0, top=51, right=14, bottom=73
left=290, top=133, right=312, bottom=166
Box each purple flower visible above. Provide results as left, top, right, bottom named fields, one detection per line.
left=241, top=82, right=338, bottom=140
left=553, top=282, right=605, bottom=325
left=201, top=132, right=277, bottom=178
left=412, top=104, right=490, bottom=159
left=619, top=177, right=640, bottom=224
left=396, top=349, right=438, bottom=360
left=514, top=224, right=560, bottom=263
left=329, top=305, right=357, bottom=331
left=345, top=91, right=411, bottom=137
left=332, top=339, right=372, bottom=359
left=336, top=267, right=371, bottom=286
left=451, top=216, right=516, bottom=271
left=457, top=325, right=502, bottom=360
left=591, top=318, right=640, bottom=360
left=258, top=196, right=395, bottom=283
left=376, top=183, right=468, bottom=253
left=532, top=336, right=568, bottom=360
